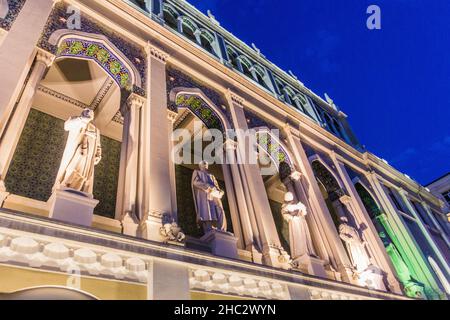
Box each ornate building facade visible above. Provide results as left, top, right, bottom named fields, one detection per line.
left=0, top=0, right=448, bottom=300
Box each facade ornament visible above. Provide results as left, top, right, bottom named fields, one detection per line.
left=227, top=90, right=245, bottom=107
left=281, top=192, right=317, bottom=262
left=146, top=42, right=169, bottom=64
left=191, top=160, right=227, bottom=233
left=160, top=213, right=185, bottom=243
left=36, top=48, right=56, bottom=68
left=53, top=108, right=102, bottom=194
left=207, top=10, right=220, bottom=26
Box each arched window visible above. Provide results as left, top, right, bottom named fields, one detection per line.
left=179, top=16, right=199, bottom=43
left=130, top=0, right=149, bottom=12
left=163, top=4, right=179, bottom=30
left=226, top=47, right=240, bottom=70
left=199, top=29, right=217, bottom=56
left=252, top=64, right=271, bottom=91
left=274, top=79, right=285, bottom=98
left=282, top=86, right=296, bottom=105
left=238, top=56, right=254, bottom=80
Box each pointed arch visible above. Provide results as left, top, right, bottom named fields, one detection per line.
left=169, top=87, right=231, bottom=132
left=48, top=30, right=142, bottom=90
left=309, top=155, right=346, bottom=198
left=254, top=127, right=294, bottom=170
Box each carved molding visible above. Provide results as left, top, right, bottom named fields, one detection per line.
left=37, top=85, right=89, bottom=109
left=36, top=48, right=56, bottom=67
left=227, top=90, right=245, bottom=107
left=146, top=42, right=169, bottom=64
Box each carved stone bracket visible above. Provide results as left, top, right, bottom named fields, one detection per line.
left=146, top=42, right=169, bottom=64
left=36, top=48, right=56, bottom=67
left=227, top=90, right=245, bottom=107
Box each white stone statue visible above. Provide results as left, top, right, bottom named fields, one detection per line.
left=339, top=217, right=372, bottom=272
left=281, top=192, right=317, bottom=259
left=191, top=161, right=227, bottom=233
left=54, top=108, right=102, bottom=194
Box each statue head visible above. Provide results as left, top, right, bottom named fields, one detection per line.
left=199, top=160, right=209, bottom=171
left=284, top=192, right=294, bottom=203
left=81, top=108, right=94, bottom=122
left=340, top=216, right=349, bottom=224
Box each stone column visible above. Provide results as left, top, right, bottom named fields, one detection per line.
left=398, top=188, right=450, bottom=276
left=224, top=139, right=257, bottom=254
left=330, top=153, right=402, bottom=293
left=116, top=93, right=145, bottom=236
left=282, top=125, right=354, bottom=283
left=138, top=44, right=174, bottom=241
left=0, top=49, right=55, bottom=188
left=226, top=91, right=290, bottom=269
left=0, top=0, right=57, bottom=138
left=365, top=171, right=444, bottom=297
left=167, top=110, right=178, bottom=222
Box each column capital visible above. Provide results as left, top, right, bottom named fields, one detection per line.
left=167, top=110, right=178, bottom=122
left=146, top=42, right=169, bottom=64
left=36, top=48, right=55, bottom=68
left=121, top=93, right=145, bottom=116
left=224, top=138, right=238, bottom=150
left=227, top=89, right=245, bottom=108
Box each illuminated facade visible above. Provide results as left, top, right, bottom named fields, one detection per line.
left=0, top=0, right=448, bottom=300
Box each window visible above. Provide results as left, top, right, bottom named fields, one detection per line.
left=180, top=17, right=198, bottom=43
left=253, top=65, right=271, bottom=91
left=442, top=189, right=450, bottom=206
left=226, top=47, right=240, bottom=70
left=239, top=56, right=254, bottom=80
left=412, top=201, right=434, bottom=227
left=130, top=0, right=149, bottom=12
left=387, top=187, right=405, bottom=212
left=163, top=5, right=179, bottom=30
left=199, top=30, right=216, bottom=56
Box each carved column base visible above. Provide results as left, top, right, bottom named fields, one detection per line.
left=139, top=213, right=164, bottom=242
left=262, top=245, right=292, bottom=270
left=200, top=230, right=238, bottom=260
left=48, top=188, right=99, bottom=227
left=294, top=255, right=327, bottom=278
left=121, top=211, right=139, bottom=237
left=404, top=281, right=426, bottom=299
left=357, top=265, right=387, bottom=291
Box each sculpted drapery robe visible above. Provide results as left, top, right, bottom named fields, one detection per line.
left=339, top=223, right=372, bottom=272
left=54, top=115, right=102, bottom=194
left=191, top=169, right=227, bottom=231
left=281, top=202, right=316, bottom=259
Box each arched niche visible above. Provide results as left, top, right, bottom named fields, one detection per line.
left=169, top=88, right=241, bottom=244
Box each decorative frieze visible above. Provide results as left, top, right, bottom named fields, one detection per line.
left=0, top=229, right=149, bottom=283
left=189, top=268, right=290, bottom=300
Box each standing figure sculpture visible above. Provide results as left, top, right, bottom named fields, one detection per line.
left=281, top=192, right=317, bottom=259
left=191, top=161, right=227, bottom=234
left=54, top=108, right=102, bottom=194
left=339, top=217, right=372, bottom=272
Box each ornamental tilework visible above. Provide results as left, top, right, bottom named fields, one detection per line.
left=256, top=131, right=291, bottom=166
left=166, top=67, right=233, bottom=127
left=0, top=0, right=26, bottom=31
left=5, top=109, right=67, bottom=202
left=57, top=38, right=133, bottom=89
left=5, top=109, right=121, bottom=219
left=38, top=2, right=147, bottom=95
left=175, top=94, right=224, bottom=132
left=93, top=136, right=121, bottom=219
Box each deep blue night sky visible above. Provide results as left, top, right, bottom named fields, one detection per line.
left=186, top=0, right=450, bottom=185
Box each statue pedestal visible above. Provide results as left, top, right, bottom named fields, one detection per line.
left=121, top=211, right=139, bottom=237
left=294, top=255, right=327, bottom=278
left=358, top=265, right=386, bottom=291
left=139, top=213, right=163, bottom=242
left=48, top=188, right=99, bottom=227
left=200, top=230, right=238, bottom=260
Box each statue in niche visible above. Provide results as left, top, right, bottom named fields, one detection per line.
left=281, top=192, right=317, bottom=259
left=54, top=108, right=102, bottom=195
left=339, top=217, right=372, bottom=272
left=191, top=160, right=227, bottom=234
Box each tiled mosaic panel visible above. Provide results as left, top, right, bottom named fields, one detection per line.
left=0, top=0, right=26, bottom=31
left=5, top=109, right=120, bottom=219
left=92, top=136, right=121, bottom=219
left=175, top=165, right=233, bottom=238
left=5, top=109, right=67, bottom=201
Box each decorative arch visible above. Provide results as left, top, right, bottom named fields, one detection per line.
left=163, top=2, right=179, bottom=18
left=163, top=3, right=179, bottom=29
left=238, top=55, right=253, bottom=70
left=199, top=28, right=218, bottom=55
left=48, top=31, right=142, bottom=90
left=354, top=179, right=383, bottom=218
left=170, top=87, right=230, bottom=132
left=4, top=286, right=99, bottom=300
left=178, top=15, right=199, bottom=33
left=309, top=155, right=346, bottom=200
left=254, top=127, right=294, bottom=170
